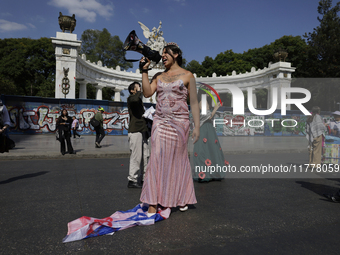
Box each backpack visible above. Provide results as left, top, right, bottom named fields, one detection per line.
left=90, top=117, right=100, bottom=128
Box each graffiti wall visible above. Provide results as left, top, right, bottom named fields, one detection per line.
left=1, top=95, right=153, bottom=136
left=1, top=95, right=332, bottom=136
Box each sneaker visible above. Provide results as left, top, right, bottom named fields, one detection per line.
left=95, top=142, right=102, bottom=148
left=127, top=181, right=142, bottom=188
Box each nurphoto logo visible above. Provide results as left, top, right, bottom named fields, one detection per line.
left=198, top=82, right=312, bottom=129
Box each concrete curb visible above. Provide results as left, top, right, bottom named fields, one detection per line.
left=0, top=149, right=307, bottom=161
left=0, top=152, right=131, bottom=161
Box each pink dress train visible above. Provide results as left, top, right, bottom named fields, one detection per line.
left=140, top=79, right=197, bottom=207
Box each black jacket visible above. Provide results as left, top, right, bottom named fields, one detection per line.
left=127, top=91, right=148, bottom=133
left=57, top=115, right=72, bottom=132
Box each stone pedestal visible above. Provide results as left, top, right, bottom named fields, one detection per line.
left=51, top=32, right=81, bottom=99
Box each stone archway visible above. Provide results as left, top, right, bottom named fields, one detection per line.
left=51, top=32, right=295, bottom=109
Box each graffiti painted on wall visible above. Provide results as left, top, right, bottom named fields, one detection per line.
left=2, top=95, right=332, bottom=136
left=6, top=103, right=130, bottom=135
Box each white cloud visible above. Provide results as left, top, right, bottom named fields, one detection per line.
left=174, top=0, right=186, bottom=6
left=0, top=13, right=13, bottom=18
left=27, top=23, right=36, bottom=29
left=32, top=15, right=46, bottom=23
left=143, top=8, right=150, bottom=14
left=0, top=19, right=27, bottom=32
left=48, top=0, right=114, bottom=23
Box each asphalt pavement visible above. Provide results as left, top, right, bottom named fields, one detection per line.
left=0, top=134, right=309, bottom=160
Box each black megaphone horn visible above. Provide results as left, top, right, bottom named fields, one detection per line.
left=123, top=30, right=161, bottom=69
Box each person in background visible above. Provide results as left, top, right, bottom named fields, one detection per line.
left=94, top=107, right=105, bottom=148
left=57, top=109, right=76, bottom=155
left=192, top=89, right=228, bottom=182
left=127, top=81, right=149, bottom=188
left=72, top=116, right=81, bottom=139
left=305, top=106, right=326, bottom=165
left=0, top=100, right=11, bottom=153
left=326, top=111, right=340, bottom=137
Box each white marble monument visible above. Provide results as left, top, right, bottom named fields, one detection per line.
left=51, top=32, right=81, bottom=99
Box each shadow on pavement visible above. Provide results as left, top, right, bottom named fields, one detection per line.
left=0, top=171, right=49, bottom=185
left=295, top=180, right=337, bottom=196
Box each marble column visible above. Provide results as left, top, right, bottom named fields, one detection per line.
left=114, top=88, right=123, bottom=102
left=77, top=79, right=87, bottom=99
left=94, top=84, right=104, bottom=100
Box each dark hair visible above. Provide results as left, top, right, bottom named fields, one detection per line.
left=128, top=82, right=141, bottom=95
left=61, top=109, right=68, bottom=116
left=163, top=45, right=183, bottom=66
left=307, top=106, right=320, bottom=123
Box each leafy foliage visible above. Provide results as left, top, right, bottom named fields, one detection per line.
left=185, top=36, right=308, bottom=78
left=304, top=0, right=340, bottom=77
left=80, top=28, right=132, bottom=71
left=0, top=38, right=55, bottom=97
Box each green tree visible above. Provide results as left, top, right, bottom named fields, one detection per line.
left=185, top=60, right=205, bottom=77
left=185, top=36, right=308, bottom=79
left=0, top=38, right=55, bottom=97
left=0, top=75, right=17, bottom=95
left=80, top=28, right=133, bottom=100
left=304, top=0, right=340, bottom=77
left=243, top=36, right=308, bottom=77
left=80, top=28, right=133, bottom=71
left=301, top=0, right=340, bottom=111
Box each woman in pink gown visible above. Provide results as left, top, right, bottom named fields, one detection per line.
left=140, top=43, right=200, bottom=216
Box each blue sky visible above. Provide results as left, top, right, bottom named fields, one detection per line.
left=1, top=0, right=322, bottom=70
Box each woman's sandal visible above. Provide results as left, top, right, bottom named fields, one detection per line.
left=179, top=206, right=188, bottom=212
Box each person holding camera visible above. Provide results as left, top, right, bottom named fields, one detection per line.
left=127, top=82, right=149, bottom=188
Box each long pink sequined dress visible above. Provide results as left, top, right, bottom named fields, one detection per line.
left=140, top=79, right=197, bottom=207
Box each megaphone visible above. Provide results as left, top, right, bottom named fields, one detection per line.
left=123, top=30, right=161, bottom=68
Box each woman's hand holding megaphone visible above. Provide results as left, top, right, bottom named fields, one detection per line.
left=139, top=57, right=151, bottom=72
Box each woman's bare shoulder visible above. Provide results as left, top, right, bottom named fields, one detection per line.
left=151, top=71, right=164, bottom=83
left=181, top=69, right=195, bottom=84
